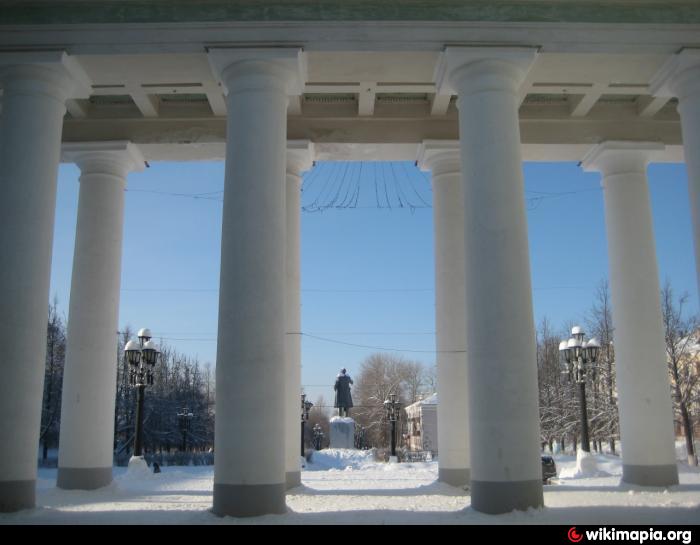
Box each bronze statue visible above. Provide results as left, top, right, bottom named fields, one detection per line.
left=334, top=368, right=354, bottom=417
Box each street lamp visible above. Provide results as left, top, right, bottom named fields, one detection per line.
left=559, top=325, right=601, bottom=453
left=313, top=423, right=324, bottom=450
left=355, top=425, right=366, bottom=450
left=301, top=394, right=313, bottom=456
left=384, top=393, right=401, bottom=460
left=177, top=407, right=194, bottom=452
left=124, top=328, right=160, bottom=458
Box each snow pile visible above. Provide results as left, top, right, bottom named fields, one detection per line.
left=329, top=417, right=355, bottom=424
left=306, top=448, right=376, bottom=471
left=559, top=450, right=611, bottom=479
left=121, top=456, right=154, bottom=482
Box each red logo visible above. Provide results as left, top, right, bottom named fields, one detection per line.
left=568, top=527, right=584, bottom=543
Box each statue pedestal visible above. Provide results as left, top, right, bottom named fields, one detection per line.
left=329, top=416, right=355, bottom=449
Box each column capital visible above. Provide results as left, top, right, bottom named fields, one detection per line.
left=0, top=51, right=91, bottom=102
left=207, top=48, right=306, bottom=96
left=581, top=141, right=664, bottom=177
left=62, top=141, right=145, bottom=179
left=416, top=140, right=460, bottom=178
left=287, top=140, right=314, bottom=178
left=649, top=48, right=700, bottom=101
left=435, top=46, right=537, bottom=97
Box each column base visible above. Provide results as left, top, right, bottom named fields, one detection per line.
left=471, top=479, right=543, bottom=514
left=285, top=471, right=301, bottom=490
left=57, top=467, right=113, bottom=490
left=439, top=467, right=470, bottom=487
left=0, top=480, right=35, bottom=512
left=622, top=464, right=679, bottom=487
left=213, top=483, right=287, bottom=517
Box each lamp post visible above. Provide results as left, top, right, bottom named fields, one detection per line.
left=559, top=326, right=601, bottom=453
left=301, top=394, right=313, bottom=457
left=384, top=393, right=401, bottom=460
left=355, top=425, right=366, bottom=450
left=177, top=407, right=194, bottom=452
left=123, top=328, right=160, bottom=458
left=313, top=423, right=324, bottom=451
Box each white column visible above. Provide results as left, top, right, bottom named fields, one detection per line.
left=582, top=141, right=678, bottom=486
left=438, top=47, right=543, bottom=513
left=651, top=50, right=700, bottom=302
left=57, top=142, right=145, bottom=490
left=285, top=141, right=313, bottom=489
left=417, top=141, right=469, bottom=487
left=208, top=48, right=306, bottom=517
left=0, top=52, right=90, bottom=512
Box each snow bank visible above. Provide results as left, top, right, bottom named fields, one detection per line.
left=559, top=450, right=612, bottom=479
left=3, top=455, right=700, bottom=524
left=307, top=448, right=376, bottom=471
left=121, top=456, right=154, bottom=482
left=329, top=417, right=356, bottom=424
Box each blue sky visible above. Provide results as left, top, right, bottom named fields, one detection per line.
left=50, top=159, right=698, bottom=406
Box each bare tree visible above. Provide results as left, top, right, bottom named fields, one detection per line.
left=661, top=281, right=699, bottom=466
left=586, top=279, right=619, bottom=454
left=40, top=298, right=66, bottom=462
left=306, top=395, right=331, bottom=449
left=351, top=353, right=430, bottom=449
left=537, top=317, right=578, bottom=453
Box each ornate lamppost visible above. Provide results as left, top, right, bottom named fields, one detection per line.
left=313, top=423, right=324, bottom=451
left=301, top=394, right=313, bottom=456
left=384, top=393, right=401, bottom=461
left=177, top=407, right=193, bottom=452
left=559, top=326, right=601, bottom=453
left=124, top=328, right=160, bottom=458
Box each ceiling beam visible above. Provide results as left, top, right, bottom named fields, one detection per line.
left=636, top=95, right=671, bottom=118
left=569, top=84, right=606, bottom=117
left=358, top=81, right=376, bottom=116
left=430, top=94, right=451, bottom=116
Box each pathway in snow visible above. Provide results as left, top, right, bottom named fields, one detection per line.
left=1, top=451, right=699, bottom=524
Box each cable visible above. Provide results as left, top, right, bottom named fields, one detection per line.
left=297, top=332, right=459, bottom=354
left=121, top=285, right=590, bottom=293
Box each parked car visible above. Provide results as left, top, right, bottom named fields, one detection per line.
left=541, top=455, right=557, bottom=483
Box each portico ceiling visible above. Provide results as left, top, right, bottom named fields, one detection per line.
left=1, top=1, right=698, bottom=162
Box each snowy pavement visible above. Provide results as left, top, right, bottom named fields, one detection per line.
left=1, top=450, right=699, bottom=524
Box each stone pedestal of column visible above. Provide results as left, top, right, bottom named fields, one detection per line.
left=329, top=417, right=356, bottom=449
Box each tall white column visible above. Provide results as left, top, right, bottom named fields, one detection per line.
left=651, top=50, right=700, bottom=302
left=57, top=142, right=145, bottom=490
left=285, top=141, right=313, bottom=489
left=582, top=141, right=678, bottom=486
left=417, top=141, right=469, bottom=487
left=0, top=52, right=90, bottom=512
left=208, top=48, right=306, bottom=517
left=438, top=47, right=543, bottom=513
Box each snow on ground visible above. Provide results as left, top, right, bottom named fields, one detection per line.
left=1, top=451, right=699, bottom=524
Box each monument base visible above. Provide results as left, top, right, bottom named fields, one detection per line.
left=329, top=416, right=355, bottom=449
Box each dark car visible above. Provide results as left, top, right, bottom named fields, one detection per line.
left=541, top=455, right=557, bottom=483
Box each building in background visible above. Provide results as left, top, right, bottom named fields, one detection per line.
left=405, top=393, right=438, bottom=456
